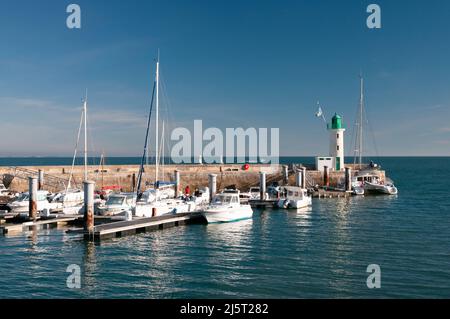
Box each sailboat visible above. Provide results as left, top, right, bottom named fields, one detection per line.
left=50, top=93, right=90, bottom=214
left=351, top=76, right=398, bottom=195
left=133, top=54, right=197, bottom=217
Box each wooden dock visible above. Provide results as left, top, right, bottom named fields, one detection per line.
left=0, top=215, right=81, bottom=234
left=249, top=199, right=278, bottom=208
left=83, top=212, right=205, bottom=241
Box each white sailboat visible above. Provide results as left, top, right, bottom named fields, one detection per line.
left=351, top=76, right=398, bottom=196
left=134, top=54, right=197, bottom=217
left=51, top=93, right=91, bottom=214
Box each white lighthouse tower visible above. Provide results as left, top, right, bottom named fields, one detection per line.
left=328, top=113, right=345, bottom=171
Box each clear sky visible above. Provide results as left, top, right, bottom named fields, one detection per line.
left=1, top=0, right=450, bottom=157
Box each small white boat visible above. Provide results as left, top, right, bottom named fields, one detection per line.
left=133, top=184, right=197, bottom=217
left=276, top=186, right=312, bottom=209
left=201, top=189, right=253, bottom=223
left=7, top=191, right=56, bottom=214
left=48, top=189, right=85, bottom=214
left=353, top=172, right=398, bottom=195
left=97, top=192, right=136, bottom=216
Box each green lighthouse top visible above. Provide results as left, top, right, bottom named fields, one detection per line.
left=328, top=113, right=345, bottom=130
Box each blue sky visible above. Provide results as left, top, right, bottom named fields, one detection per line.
left=0, top=0, right=450, bottom=156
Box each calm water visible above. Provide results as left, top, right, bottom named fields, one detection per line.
left=0, top=157, right=449, bottom=298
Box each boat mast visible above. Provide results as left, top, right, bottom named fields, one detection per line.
left=136, top=59, right=157, bottom=198
left=66, top=105, right=84, bottom=191
left=155, top=51, right=160, bottom=184
left=359, top=76, right=364, bottom=169
left=84, top=90, right=88, bottom=181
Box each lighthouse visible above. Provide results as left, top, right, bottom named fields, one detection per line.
left=328, top=113, right=345, bottom=171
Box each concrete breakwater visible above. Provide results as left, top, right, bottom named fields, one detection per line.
left=0, top=164, right=385, bottom=193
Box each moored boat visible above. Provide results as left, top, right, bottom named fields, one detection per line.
left=201, top=189, right=253, bottom=223
left=276, top=186, right=312, bottom=209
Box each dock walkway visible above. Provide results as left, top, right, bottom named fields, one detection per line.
left=84, top=212, right=205, bottom=241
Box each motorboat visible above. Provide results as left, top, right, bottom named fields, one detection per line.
left=97, top=192, right=136, bottom=216
left=201, top=189, right=253, bottom=223
left=364, top=178, right=398, bottom=195
left=7, top=191, right=56, bottom=214
left=276, top=186, right=312, bottom=209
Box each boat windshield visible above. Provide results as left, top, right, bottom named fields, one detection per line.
left=106, top=196, right=125, bottom=206
left=212, top=195, right=233, bottom=205
left=16, top=193, right=29, bottom=201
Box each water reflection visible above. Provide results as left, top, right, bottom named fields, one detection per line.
left=81, top=241, right=98, bottom=296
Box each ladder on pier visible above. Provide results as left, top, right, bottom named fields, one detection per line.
left=3, top=166, right=74, bottom=191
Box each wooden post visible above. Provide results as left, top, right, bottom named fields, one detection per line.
left=323, top=166, right=329, bottom=187
left=174, top=170, right=180, bottom=197
left=28, top=177, right=38, bottom=221
left=38, top=169, right=44, bottom=190
left=345, top=167, right=352, bottom=192
left=208, top=174, right=217, bottom=203
left=259, top=171, right=266, bottom=200
left=84, top=180, right=95, bottom=232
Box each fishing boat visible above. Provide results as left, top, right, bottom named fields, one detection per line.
left=276, top=186, right=312, bottom=209
left=201, top=189, right=253, bottom=223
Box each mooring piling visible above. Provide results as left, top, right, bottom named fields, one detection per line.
left=38, top=169, right=44, bottom=190
left=174, top=170, right=180, bottom=197
left=345, top=167, right=352, bottom=192
left=301, top=167, right=307, bottom=189
left=283, top=165, right=289, bottom=184
left=323, top=166, right=329, bottom=187
left=83, top=180, right=95, bottom=232
left=259, top=171, right=267, bottom=200
left=28, top=177, right=38, bottom=221
left=295, top=171, right=301, bottom=187
left=208, top=174, right=217, bottom=202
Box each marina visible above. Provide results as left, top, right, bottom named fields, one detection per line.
left=0, top=156, right=448, bottom=298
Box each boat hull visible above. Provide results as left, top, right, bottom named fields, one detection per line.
left=276, top=197, right=312, bottom=209
left=364, top=182, right=398, bottom=195
left=202, top=206, right=253, bottom=223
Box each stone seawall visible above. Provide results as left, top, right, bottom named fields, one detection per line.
left=0, top=164, right=281, bottom=192
left=0, top=164, right=386, bottom=193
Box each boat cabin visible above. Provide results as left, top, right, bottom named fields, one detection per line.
left=281, top=186, right=308, bottom=200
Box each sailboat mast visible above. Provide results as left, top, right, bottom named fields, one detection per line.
left=155, top=53, right=160, bottom=184
left=359, top=76, right=364, bottom=169
left=84, top=91, right=88, bottom=181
